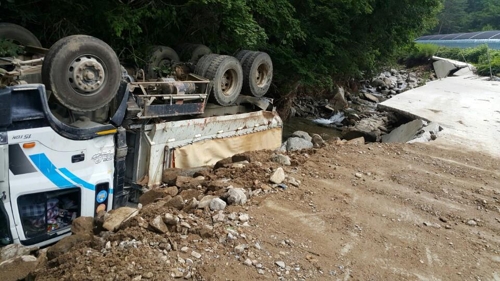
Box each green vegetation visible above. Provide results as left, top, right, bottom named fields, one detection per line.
left=433, top=0, right=500, bottom=34
left=0, top=0, right=441, bottom=99
left=406, top=43, right=500, bottom=76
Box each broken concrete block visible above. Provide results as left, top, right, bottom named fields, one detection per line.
left=382, top=119, right=425, bottom=143
left=433, top=60, right=457, bottom=79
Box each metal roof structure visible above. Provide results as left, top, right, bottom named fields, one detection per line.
left=416, top=31, right=500, bottom=49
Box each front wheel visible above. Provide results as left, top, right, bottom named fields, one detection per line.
left=41, top=35, right=121, bottom=112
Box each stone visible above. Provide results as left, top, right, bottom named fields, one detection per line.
left=163, top=213, right=179, bottom=225
left=232, top=153, right=252, bottom=163
left=225, top=187, right=247, bottom=205
left=210, top=198, right=227, bottom=211
left=239, top=214, right=250, bottom=222
left=182, top=198, right=199, bottom=212
left=181, top=246, right=189, bottom=253
left=0, top=255, right=38, bottom=281
left=372, top=78, right=385, bottom=87
left=175, top=176, right=204, bottom=191
left=165, top=195, right=185, bottom=210
left=291, top=131, right=312, bottom=142
left=364, top=93, right=379, bottom=103
left=270, top=167, right=286, bottom=184
left=47, top=234, right=93, bottom=260
left=212, top=211, right=226, bottom=222
left=346, top=137, right=365, bottom=145
left=271, top=154, right=291, bottom=166
left=207, top=180, right=230, bottom=192
left=214, top=157, right=233, bottom=169
left=311, top=134, right=326, bottom=148
left=285, top=137, right=314, bottom=151
left=150, top=215, right=169, bottom=234
left=191, top=251, right=202, bottom=259
left=199, top=225, right=214, bottom=238
left=355, top=173, right=363, bottom=179
left=164, top=186, right=179, bottom=197
left=179, top=189, right=201, bottom=200
left=331, top=87, right=349, bottom=110
left=103, top=207, right=139, bottom=232
left=234, top=244, right=246, bottom=254
left=382, top=119, right=425, bottom=143
left=244, top=258, right=253, bottom=266
left=288, top=177, right=300, bottom=187
left=198, top=195, right=218, bottom=209
left=139, top=188, right=173, bottom=206
left=71, top=216, right=94, bottom=235
left=0, top=244, right=37, bottom=261
left=162, top=167, right=210, bottom=185
left=276, top=261, right=286, bottom=269
left=467, top=219, right=477, bottom=226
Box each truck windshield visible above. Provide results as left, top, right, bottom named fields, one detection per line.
left=0, top=202, right=13, bottom=246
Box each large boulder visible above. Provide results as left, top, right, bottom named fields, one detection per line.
left=0, top=244, right=37, bottom=261
left=102, top=207, right=139, bottom=232
left=0, top=255, right=38, bottom=281
left=285, top=137, right=313, bottom=151
left=291, top=131, right=312, bottom=142
left=224, top=187, right=247, bottom=205
left=71, top=216, right=94, bottom=235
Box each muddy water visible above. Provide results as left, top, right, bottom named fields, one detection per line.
left=282, top=117, right=342, bottom=141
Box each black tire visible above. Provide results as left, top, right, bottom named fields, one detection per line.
left=178, top=43, right=212, bottom=63
left=146, top=46, right=180, bottom=79
left=205, top=55, right=243, bottom=106
left=234, top=50, right=254, bottom=61
left=41, top=35, right=121, bottom=112
left=194, top=54, right=219, bottom=77
left=0, top=23, right=41, bottom=47
left=241, top=51, right=273, bottom=97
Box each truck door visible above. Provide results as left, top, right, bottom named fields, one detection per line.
left=0, top=141, right=14, bottom=246
left=8, top=127, right=115, bottom=246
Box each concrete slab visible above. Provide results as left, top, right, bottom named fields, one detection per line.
left=433, top=60, right=458, bottom=79
left=379, top=75, right=500, bottom=158
left=382, top=119, right=425, bottom=143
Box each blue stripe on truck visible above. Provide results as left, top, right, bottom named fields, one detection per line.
left=58, top=168, right=95, bottom=191
left=29, top=153, right=75, bottom=189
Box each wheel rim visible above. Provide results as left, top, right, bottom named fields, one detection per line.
left=255, top=63, right=270, bottom=87
left=220, top=69, right=237, bottom=96
left=69, top=56, right=106, bottom=95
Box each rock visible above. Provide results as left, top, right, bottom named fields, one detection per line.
left=346, top=137, right=365, bottom=145
left=244, top=258, right=253, bottom=266
left=210, top=198, right=227, bottom=211
left=364, top=93, right=379, bottom=103
left=163, top=213, right=179, bottom=225
left=291, top=131, right=312, bottom=142
left=0, top=244, right=37, bottom=261
left=285, top=137, right=314, bottom=151
left=181, top=246, right=189, bottom=253
left=214, top=157, right=233, bottom=169
left=232, top=153, right=252, bottom=163
left=0, top=255, right=38, bottom=281
left=271, top=154, right=291, bottom=166
left=207, top=180, right=230, bottom=192
left=225, top=187, right=247, bottom=205
left=467, top=219, right=477, bottom=226
left=162, top=167, right=211, bottom=184
left=138, top=188, right=170, bottom=206
left=164, top=186, right=179, bottom=197
left=47, top=234, right=93, bottom=260
left=276, top=261, right=286, bottom=269
left=382, top=119, right=425, bottom=143
left=191, top=251, right=202, bottom=259
left=103, top=207, right=139, bottom=232
left=288, top=177, right=300, bottom=187
left=212, top=211, right=225, bottom=222
left=234, top=244, right=246, bottom=254
left=311, top=134, right=326, bottom=148
left=162, top=169, right=179, bottom=185
left=179, top=189, right=201, bottom=200
left=198, top=225, right=214, bottom=238
left=175, top=176, right=204, bottom=191
left=71, top=216, right=94, bottom=235
left=150, top=215, right=169, bottom=234
left=372, top=78, right=385, bottom=88
left=355, top=173, right=363, bottom=179
left=198, top=195, right=218, bottom=209
left=239, top=214, right=250, bottom=222
left=330, top=87, right=349, bottom=110
left=165, top=195, right=185, bottom=210
left=270, top=167, right=286, bottom=184
left=182, top=198, right=199, bottom=212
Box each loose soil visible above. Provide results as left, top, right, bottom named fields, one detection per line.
left=30, top=140, right=500, bottom=281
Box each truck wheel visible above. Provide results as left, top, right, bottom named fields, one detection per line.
left=178, top=43, right=212, bottom=64
left=235, top=50, right=254, bottom=61
left=241, top=51, right=273, bottom=97
left=146, top=46, right=180, bottom=79
left=41, top=35, right=121, bottom=112
left=0, top=22, right=41, bottom=47
left=205, top=55, right=243, bottom=106
left=194, top=54, right=219, bottom=77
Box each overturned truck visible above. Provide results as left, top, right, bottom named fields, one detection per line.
left=0, top=23, right=282, bottom=247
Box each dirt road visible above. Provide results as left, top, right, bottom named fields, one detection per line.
left=30, top=139, right=499, bottom=281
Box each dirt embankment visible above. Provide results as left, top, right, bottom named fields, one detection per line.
left=12, top=138, right=500, bottom=281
